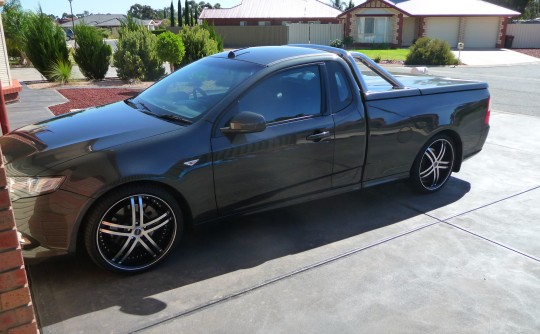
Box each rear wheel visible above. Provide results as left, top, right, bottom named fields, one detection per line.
left=411, top=134, right=456, bottom=193
left=84, top=185, right=182, bottom=274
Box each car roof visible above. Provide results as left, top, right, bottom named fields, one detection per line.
left=211, top=45, right=329, bottom=66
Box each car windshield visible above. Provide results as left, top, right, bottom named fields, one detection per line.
left=134, top=57, right=263, bottom=122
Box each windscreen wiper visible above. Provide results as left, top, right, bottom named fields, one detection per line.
left=126, top=98, right=193, bottom=125
left=155, top=114, right=193, bottom=125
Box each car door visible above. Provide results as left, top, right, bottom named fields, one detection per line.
left=211, top=64, right=335, bottom=215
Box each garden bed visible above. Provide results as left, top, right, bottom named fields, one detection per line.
left=513, top=49, right=540, bottom=58
left=49, top=88, right=143, bottom=116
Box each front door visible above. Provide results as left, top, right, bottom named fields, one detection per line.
left=211, top=64, right=335, bottom=215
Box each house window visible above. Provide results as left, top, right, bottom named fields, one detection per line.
left=358, top=17, right=391, bottom=43
left=240, top=21, right=247, bottom=26
left=258, top=21, right=271, bottom=26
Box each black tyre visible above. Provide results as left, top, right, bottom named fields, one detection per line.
left=84, top=185, right=182, bottom=274
left=411, top=134, right=456, bottom=193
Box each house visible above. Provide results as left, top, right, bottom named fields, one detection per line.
left=60, top=14, right=154, bottom=35
left=338, top=0, right=520, bottom=48
left=199, top=0, right=342, bottom=26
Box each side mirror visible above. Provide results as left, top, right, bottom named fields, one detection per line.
left=221, top=111, right=266, bottom=134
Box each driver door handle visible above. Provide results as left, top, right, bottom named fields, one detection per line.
left=306, top=131, right=331, bottom=142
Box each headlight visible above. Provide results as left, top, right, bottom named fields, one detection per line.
left=8, top=177, right=65, bottom=201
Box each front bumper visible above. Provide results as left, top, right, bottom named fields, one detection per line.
left=13, top=189, right=91, bottom=253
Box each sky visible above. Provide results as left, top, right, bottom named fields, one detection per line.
left=19, top=0, right=242, bottom=17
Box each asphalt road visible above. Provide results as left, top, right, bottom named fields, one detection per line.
left=389, top=63, right=540, bottom=116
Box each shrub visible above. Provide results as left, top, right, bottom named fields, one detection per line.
left=374, top=54, right=382, bottom=63
left=330, top=39, right=344, bottom=48
left=98, top=28, right=110, bottom=39
left=343, top=36, right=354, bottom=48
left=156, top=31, right=185, bottom=72
left=74, top=24, right=112, bottom=80
left=178, top=26, right=219, bottom=67
left=48, top=60, right=72, bottom=84
left=405, top=37, right=458, bottom=66
left=202, top=21, right=224, bottom=52
left=113, top=17, right=164, bottom=81
left=23, top=9, right=70, bottom=81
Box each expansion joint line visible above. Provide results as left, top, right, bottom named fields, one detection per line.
left=130, top=220, right=442, bottom=333
left=443, top=221, right=540, bottom=263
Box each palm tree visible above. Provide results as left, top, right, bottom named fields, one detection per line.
left=330, top=0, right=346, bottom=10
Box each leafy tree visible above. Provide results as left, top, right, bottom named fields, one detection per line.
left=179, top=25, right=218, bottom=66
left=24, top=8, right=70, bottom=81
left=170, top=1, right=175, bottom=26
left=523, top=0, right=540, bottom=18
left=76, top=10, right=91, bottom=18
left=161, top=18, right=171, bottom=28
left=128, top=3, right=157, bottom=19
left=484, top=0, right=531, bottom=15
left=74, top=23, right=112, bottom=80
left=330, top=0, right=345, bottom=10
left=214, top=3, right=221, bottom=9
left=157, top=31, right=185, bottom=71
left=1, top=0, right=30, bottom=63
left=114, top=17, right=164, bottom=81
left=347, top=0, right=355, bottom=10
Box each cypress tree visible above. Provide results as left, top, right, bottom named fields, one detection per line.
left=170, top=1, right=175, bottom=27
left=178, top=0, right=182, bottom=27
left=190, top=6, right=194, bottom=26
left=185, top=0, right=189, bottom=27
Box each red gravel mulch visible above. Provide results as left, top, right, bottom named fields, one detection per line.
left=512, top=49, right=540, bottom=58
left=49, top=88, right=143, bottom=116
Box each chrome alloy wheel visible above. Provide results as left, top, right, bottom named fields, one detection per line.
left=96, top=194, right=177, bottom=271
left=418, top=138, right=455, bottom=191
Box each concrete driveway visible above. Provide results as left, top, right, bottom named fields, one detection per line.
left=26, top=112, right=540, bottom=333
left=22, top=65, right=540, bottom=332
left=452, top=48, right=540, bottom=66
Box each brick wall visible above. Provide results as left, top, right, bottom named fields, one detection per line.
left=0, top=146, right=38, bottom=334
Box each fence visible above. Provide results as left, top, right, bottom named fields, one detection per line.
left=507, top=24, right=540, bottom=48
left=215, top=23, right=344, bottom=48
left=214, top=26, right=288, bottom=48
left=288, top=23, right=344, bottom=45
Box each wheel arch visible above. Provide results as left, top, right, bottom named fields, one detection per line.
left=413, top=129, right=463, bottom=174
left=436, top=129, right=463, bottom=172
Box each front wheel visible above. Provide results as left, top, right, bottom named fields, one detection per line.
left=411, top=134, right=456, bottom=193
left=84, top=185, right=182, bottom=274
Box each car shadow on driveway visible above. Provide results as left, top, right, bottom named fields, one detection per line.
left=26, top=177, right=470, bottom=329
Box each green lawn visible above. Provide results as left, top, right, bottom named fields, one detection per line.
left=353, top=48, right=409, bottom=61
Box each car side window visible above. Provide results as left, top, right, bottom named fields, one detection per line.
left=327, top=61, right=353, bottom=112
left=237, top=65, right=322, bottom=124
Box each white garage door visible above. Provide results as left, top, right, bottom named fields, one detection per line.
left=463, top=17, right=500, bottom=48
left=425, top=17, right=459, bottom=47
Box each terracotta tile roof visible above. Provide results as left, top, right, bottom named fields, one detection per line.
left=200, top=0, right=342, bottom=20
